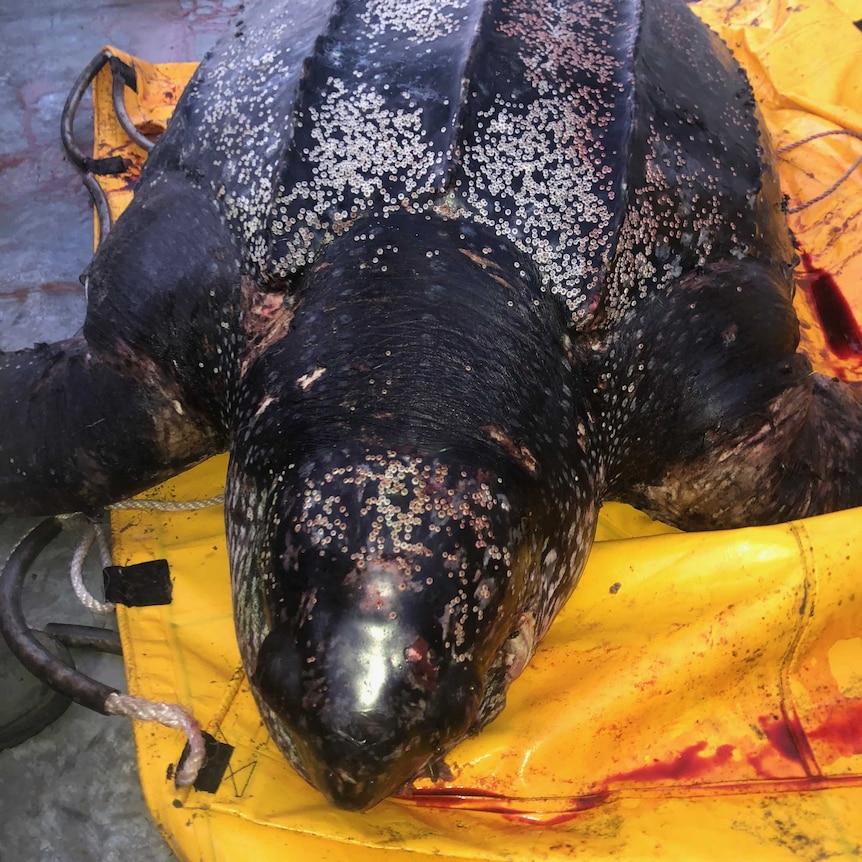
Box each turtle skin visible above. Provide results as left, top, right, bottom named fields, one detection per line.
left=0, top=0, right=860, bottom=810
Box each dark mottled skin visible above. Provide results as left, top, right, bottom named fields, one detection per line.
left=1, top=0, right=860, bottom=810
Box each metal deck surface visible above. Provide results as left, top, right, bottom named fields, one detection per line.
left=0, top=3, right=240, bottom=860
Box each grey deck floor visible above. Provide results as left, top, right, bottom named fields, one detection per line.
left=0, top=3, right=240, bottom=860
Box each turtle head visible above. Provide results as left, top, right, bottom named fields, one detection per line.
left=249, top=448, right=527, bottom=810
left=227, top=211, right=597, bottom=808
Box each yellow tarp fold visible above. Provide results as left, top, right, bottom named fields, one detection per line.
left=94, top=1, right=862, bottom=858
left=112, top=463, right=862, bottom=860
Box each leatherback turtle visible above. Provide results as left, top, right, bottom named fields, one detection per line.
left=1, top=0, right=860, bottom=810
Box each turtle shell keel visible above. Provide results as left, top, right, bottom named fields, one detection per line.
left=1, top=0, right=860, bottom=810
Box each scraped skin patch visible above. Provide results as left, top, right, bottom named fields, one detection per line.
left=240, top=277, right=294, bottom=378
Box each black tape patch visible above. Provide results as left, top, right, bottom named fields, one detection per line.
left=83, top=155, right=130, bottom=175
left=176, top=732, right=235, bottom=793
left=103, top=559, right=172, bottom=607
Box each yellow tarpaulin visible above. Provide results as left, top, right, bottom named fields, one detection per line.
left=92, top=1, right=862, bottom=859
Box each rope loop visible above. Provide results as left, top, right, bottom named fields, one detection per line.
left=68, top=521, right=115, bottom=614
left=778, top=129, right=862, bottom=214
left=105, top=692, right=206, bottom=787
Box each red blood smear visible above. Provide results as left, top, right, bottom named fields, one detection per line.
left=808, top=700, right=862, bottom=758
left=605, top=740, right=736, bottom=784
left=799, top=253, right=862, bottom=359
left=748, top=711, right=816, bottom=777
left=0, top=153, right=26, bottom=173
left=507, top=794, right=612, bottom=826
left=405, top=785, right=610, bottom=824
left=402, top=785, right=509, bottom=808
left=758, top=713, right=808, bottom=765
left=403, top=702, right=862, bottom=821
left=407, top=785, right=507, bottom=800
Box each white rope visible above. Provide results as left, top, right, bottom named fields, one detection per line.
left=70, top=523, right=115, bottom=614
left=105, top=692, right=206, bottom=787
left=108, top=495, right=224, bottom=512
left=58, top=512, right=209, bottom=788
left=93, top=522, right=112, bottom=569
left=65, top=504, right=213, bottom=787
left=68, top=495, right=222, bottom=612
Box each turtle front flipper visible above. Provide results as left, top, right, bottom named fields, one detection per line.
left=0, top=335, right=222, bottom=515
left=603, top=259, right=862, bottom=530
left=0, top=174, right=239, bottom=516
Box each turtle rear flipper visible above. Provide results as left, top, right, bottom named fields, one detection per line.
left=605, top=259, right=862, bottom=530
left=0, top=335, right=223, bottom=515
left=622, top=370, right=862, bottom=531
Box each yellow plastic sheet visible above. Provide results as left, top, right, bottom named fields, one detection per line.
left=694, top=0, right=862, bottom=384
left=93, top=2, right=862, bottom=859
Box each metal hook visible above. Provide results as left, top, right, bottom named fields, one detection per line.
left=0, top=518, right=119, bottom=715
left=60, top=50, right=155, bottom=247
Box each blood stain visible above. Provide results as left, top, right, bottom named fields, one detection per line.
left=798, top=253, right=862, bottom=360
left=605, top=740, right=735, bottom=784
